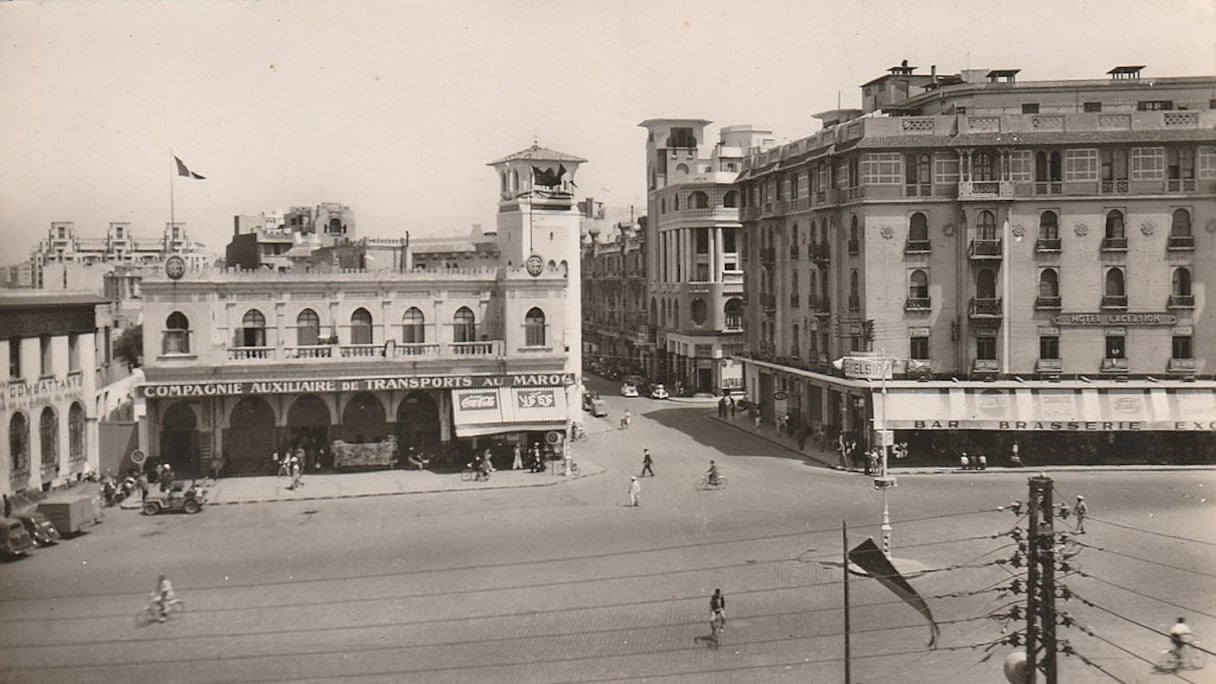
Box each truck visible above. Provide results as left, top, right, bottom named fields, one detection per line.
left=36, top=490, right=104, bottom=536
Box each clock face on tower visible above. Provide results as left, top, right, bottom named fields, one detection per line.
left=525, top=254, right=544, bottom=277
left=165, top=255, right=186, bottom=280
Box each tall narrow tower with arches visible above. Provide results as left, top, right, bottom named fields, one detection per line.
left=488, top=143, right=588, bottom=424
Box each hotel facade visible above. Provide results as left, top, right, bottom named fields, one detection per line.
left=736, top=64, right=1216, bottom=464
left=136, top=145, right=586, bottom=476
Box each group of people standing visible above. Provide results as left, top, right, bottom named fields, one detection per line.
left=273, top=450, right=306, bottom=490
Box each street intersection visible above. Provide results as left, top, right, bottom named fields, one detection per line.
left=0, top=384, right=1212, bottom=684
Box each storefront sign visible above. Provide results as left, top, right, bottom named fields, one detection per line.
left=1, top=374, right=84, bottom=411
left=842, top=357, right=894, bottom=381
left=140, top=372, right=575, bottom=398
left=905, top=419, right=1216, bottom=431
left=1053, top=313, right=1177, bottom=326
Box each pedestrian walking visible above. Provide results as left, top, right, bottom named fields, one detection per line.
left=512, top=444, right=523, bottom=470
left=290, top=457, right=304, bottom=490
left=628, top=476, right=641, bottom=507
left=866, top=449, right=878, bottom=476
left=640, top=449, right=654, bottom=477
left=959, top=451, right=970, bottom=471
left=718, top=396, right=727, bottom=418
left=1073, top=495, right=1087, bottom=534
left=620, top=410, right=632, bottom=429
left=729, top=397, right=737, bottom=418
left=1009, top=442, right=1024, bottom=467
left=3, top=494, right=10, bottom=517
left=137, top=472, right=149, bottom=501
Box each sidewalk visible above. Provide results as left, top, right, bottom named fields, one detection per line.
left=709, top=411, right=1216, bottom=474
left=119, top=459, right=606, bottom=508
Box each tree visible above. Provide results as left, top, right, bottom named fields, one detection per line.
left=114, top=324, right=143, bottom=368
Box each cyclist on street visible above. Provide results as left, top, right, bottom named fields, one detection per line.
left=155, top=575, right=175, bottom=622
left=1169, top=616, right=1193, bottom=656
left=706, top=460, right=721, bottom=486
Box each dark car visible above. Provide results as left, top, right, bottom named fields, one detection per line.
left=0, top=517, right=35, bottom=560
left=14, top=511, right=60, bottom=547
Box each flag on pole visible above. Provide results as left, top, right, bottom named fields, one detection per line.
left=848, top=537, right=940, bottom=647
left=174, top=156, right=206, bottom=180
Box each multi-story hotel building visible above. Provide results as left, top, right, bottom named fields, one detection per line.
left=640, top=120, right=773, bottom=394
left=136, top=145, right=586, bottom=476
left=737, top=63, right=1216, bottom=464
left=31, top=221, right=209, bottom=292
left=582, top=219, right=650, bottom=377
left=2, top=293, right=117, bottom=496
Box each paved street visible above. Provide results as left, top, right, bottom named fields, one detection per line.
left=1, top=386, right=1213, bottom=684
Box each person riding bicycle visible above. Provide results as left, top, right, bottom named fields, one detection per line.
left=710, top=588, right=727, bottom=630
left=1169, top=616, right=1193, bottom=655
left=155, top=575, right=175, bottom=622
left=706, top=461, right=721, bottom=486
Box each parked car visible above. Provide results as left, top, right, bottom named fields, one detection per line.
left=582, top=391, right=599, bottom=412
left=143, top=481, right=207, bottom=516
left=0, top=517, right=35, bottom=560
left=621, top=383, right=639, bottom=398
left=650, top=384, right=670, bottom=400
left=36, top=490, right=103, bottom=536
left=14, top=511, right=60, bottom=547
left=588, top=395, right=608, bottom=417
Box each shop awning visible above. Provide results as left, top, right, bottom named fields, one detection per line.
left=451, top=387, right=570, bottom=438
left=879, top=386, right=1216, bottom=431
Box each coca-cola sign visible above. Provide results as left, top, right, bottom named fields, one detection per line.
left=459, top=391, right=499, bottom=410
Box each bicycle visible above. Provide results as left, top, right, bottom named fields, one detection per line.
left=570, top=425, right=588, bottom=442
left=136, top=595, right=184, bottom=627
left=695, top=475, right=728, bottom=491
left=1156, top=641, right=1206, bottom=672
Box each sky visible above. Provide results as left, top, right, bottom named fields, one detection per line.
left=1, top=0, right=1213, bottom=261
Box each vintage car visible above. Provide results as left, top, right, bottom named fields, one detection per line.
left=621, top=383, right=639, bottom=398
left=143, top=481, right=207, bottom=515
left=0, top=517, right=35, bottom=560
left=649, top=384, right=670, bottom=400
left=14, top=511, right=60, bottom=547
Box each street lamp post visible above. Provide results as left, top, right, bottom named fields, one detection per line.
left=874, top=356, right=897, bottom=555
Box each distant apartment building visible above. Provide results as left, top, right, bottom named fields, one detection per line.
left=225, top=203, right=356, bottom=271
left=640, top=120, right=774, bottom=395
left=582, top=218, right=649, bottom=376
left=31, top=221, right=209, bottom=293
left=737, top=63, right=1216, bottom=464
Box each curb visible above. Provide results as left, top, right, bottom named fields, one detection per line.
left=710, top=414, right=839, bottom=470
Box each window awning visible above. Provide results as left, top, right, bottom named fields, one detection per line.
left=880, top=386, right=1216, bottom=431
left=451, top=387, right=570, bottom=437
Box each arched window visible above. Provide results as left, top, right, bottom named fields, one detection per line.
left=909, top=269, right=929, bottom=299
left=524, top=307, right=546, bottom=346
left=402, top=307, right=425, bottom=344
left=40, top=406, right=57, bottom=472
left=849, top=215, right=859, bottom=242
left=790, top=273, right=799, bottom=306
left=1105, top=268, right=1126, bottom=296
left=909, top=213, right=929, bottom=241
left=9, top=412, right=29, bottom=473
left=673, top=300, right=680, bottom=329
left=297, top=309, right=320, bottom=346
left=675, top=163, right=689, bottom=175
left=453, top=307, right=476, bottom=343
left=351, top=308, right=373, bottom=345
left=722, top=190, right=738, bottom=208
left=691, top=298, right=708, bottom=325
left=849, top=270, right=859, bottom=298
left=1105, top=210, right=1125, bottom=239
left=164, top=311, right=190, bottom=354
left=976, top=268, right=997, bottom=298
left=240, top=309, right=266, bottom=347
left=724, top=298, right=743, bottom=329
left=689, top=191, right=709, bottom=209
left=1172, top=267, right=1192, bottom=296
left=1039, top=211, right=1059, bottom=240
left=977, top=210, right=997, bottom=240
left=69, top=403, right=85, bottom=463
left=1039, top=269, right=1060, bottom=297
left=1171, top=208, right=1192, bottom=237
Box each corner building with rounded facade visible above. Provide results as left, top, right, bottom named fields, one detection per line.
left=137, top=145, right=586, bottom=476
left=737, top=64, right=1216, bottom=465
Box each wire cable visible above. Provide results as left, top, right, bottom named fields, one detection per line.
left=1073, top=570, right=1216, bottom=621
left=1071, top=539, right=1216, bottom=579
left=1069, top=618, right=1199, bottom=684
left=1071, top=589, right=1216, bottom=658
left=1087, top=516, right=1216, bottom=548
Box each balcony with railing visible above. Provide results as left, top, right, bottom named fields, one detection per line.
left=969, top=297, right=1002, bottom=318
left=1168, top=294, right=1195, bottom=309
left=1167, top=358, right=1198, bottom=375
left=283, top=345, right=334, bottom=359
left=958, top=180, right=1014, bottom=199
left=1035, top=238, right=1061, bottom=253
left=1035, top=296, right=1062, bottom=310
left=971, top=359, right=1000, bottom=375
left=1100, top=237, right=1128, bottom=252
left=969, top=238, right=1002, bottom=260
left=904, top=183, right=932, bottom=197
left=905, top=297, right=931, bottom=311
left=847, top=296, right=860, bottom=312
left=1100, top=295, right=1128, bottom=310
left=223, top=340, right=507, bottom=363
left=1167, top=178, right=1196, bottom=192
left=810, top=243, right=830, bottom=263
left=1034, top=181, right=1063, bottom=195
left=846, top=186, right=865, bottom=201
left=847, top=239, right=859, bottom=256
left=1100, top=358, right=1129, bottom=375
left=1100, top=179, right=1129, bottom=194
left=1167, top=235, right=1195, bottom=251
left=905, top=240, right=931, bottom=254
left=814, top=298, right=832, bottom=316
left=228, top=347, right=273, bottom=360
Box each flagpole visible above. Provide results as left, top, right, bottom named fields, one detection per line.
left=169, top=150, right=176, bottom=241
left=843, top=520, right=851, bottom=684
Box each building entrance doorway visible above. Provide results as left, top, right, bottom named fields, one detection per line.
left=159, top=401, right=199, bottom=476
left=225, top=396, right=276, bottom=476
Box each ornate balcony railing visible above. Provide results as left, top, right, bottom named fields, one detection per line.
left=1035, top=358, right=1063, bottom=375
left=1167, top=294, right=1195, bottom=309
left=1035, top=238, right=1061, bottom=253
left=1167, top=178, right=1196, bottom=192
left=1035, top=296, right=1062, bottom=310
left=1100, top=179, right=1129, bottom=194
left=969, top=297, right=1002, bottom=318
left=1167, top=358, right=1197, bottom=374
left=1034, top=181, right=1063, bottom=195
left=228, top=347, right=273, bottom=360
left=283, top=345, right=333, bottom=359
left=904, top=183, right=932, bottom=197
left=905, top=240, right=931, bottom=254
left=1100, top=237, right=1128, bottom=251
left=1100, top=295, right=1128, bottom=309
left=905, top=297, right=932, bottom=311
left=969, top=238, right=1003, bottom=259
left=1167, top=235, right=1195, bottom=251
left=1100, top=358, right=1129, bottom=374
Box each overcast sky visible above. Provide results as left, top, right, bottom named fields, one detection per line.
left=1, top=0, right=1213, bottom=260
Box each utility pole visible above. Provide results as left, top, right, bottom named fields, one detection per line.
left=1024, top=475, right=1058, bottom=684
